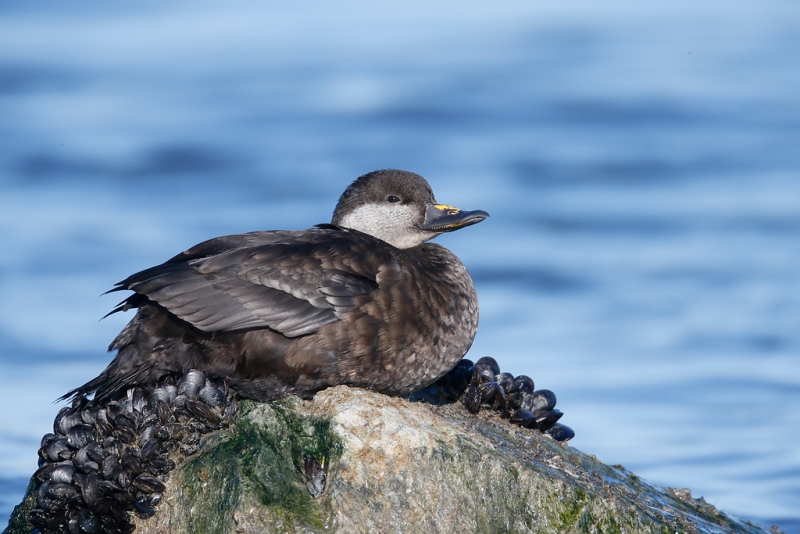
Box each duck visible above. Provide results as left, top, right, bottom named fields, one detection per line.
left=63, top=169, right=488, bottom=403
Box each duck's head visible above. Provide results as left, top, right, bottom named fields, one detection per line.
left=332, top=169, right=489, bottom=249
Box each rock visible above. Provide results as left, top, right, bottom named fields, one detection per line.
left=5, top=386, right=771, bottom=533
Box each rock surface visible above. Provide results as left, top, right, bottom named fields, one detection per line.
left=6, top=386, right=771, bottom=534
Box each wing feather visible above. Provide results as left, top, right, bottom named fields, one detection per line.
left=111, top=228, right=387, bottom=337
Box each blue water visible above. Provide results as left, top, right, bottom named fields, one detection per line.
left=1, top=1, right=799, bottom=531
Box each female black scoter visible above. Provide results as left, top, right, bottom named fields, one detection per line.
left=64, top=169, right=488, bottom=403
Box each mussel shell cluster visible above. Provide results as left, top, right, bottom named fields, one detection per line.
left=409, top=357, right=575, bottom=442
left=30, top=370, right=237, bottom=534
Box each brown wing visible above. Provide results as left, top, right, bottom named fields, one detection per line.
left=108, top=227, right=390, bottom=337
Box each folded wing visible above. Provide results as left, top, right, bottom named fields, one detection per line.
left=109, top=229, right=384, bottom=337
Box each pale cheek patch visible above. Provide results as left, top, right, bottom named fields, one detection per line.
left=338, top=203, right=431, bottom=249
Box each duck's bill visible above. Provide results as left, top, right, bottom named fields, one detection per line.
left=419, top=204, right=490, bottom=232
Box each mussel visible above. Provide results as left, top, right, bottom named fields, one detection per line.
left=177, top=369, right=207, bottom=398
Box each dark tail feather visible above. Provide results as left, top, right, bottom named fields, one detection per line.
left=58, top=348, right=146, bottom=404
left=63, top=303, right=208, bottom=404
left=60, top=306, right=161, bottom=404
left=100, top=294, right=148, bottom=321
left=58, top=374, right=112, bottom=404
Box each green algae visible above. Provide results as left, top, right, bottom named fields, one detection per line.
left=3, top=479, right=38, bottom=534
left=557, top=487, right=588, bottom=529
left=171, top=399, right=343, bottom=533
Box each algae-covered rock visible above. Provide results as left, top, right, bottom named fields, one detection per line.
left=5, top=386, right=770, bottom=533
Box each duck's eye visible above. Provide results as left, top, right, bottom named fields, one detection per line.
left=387, top=195, right=400, bottom=203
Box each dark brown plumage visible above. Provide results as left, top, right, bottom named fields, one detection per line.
left=64, top=169, right=488, bottom=403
